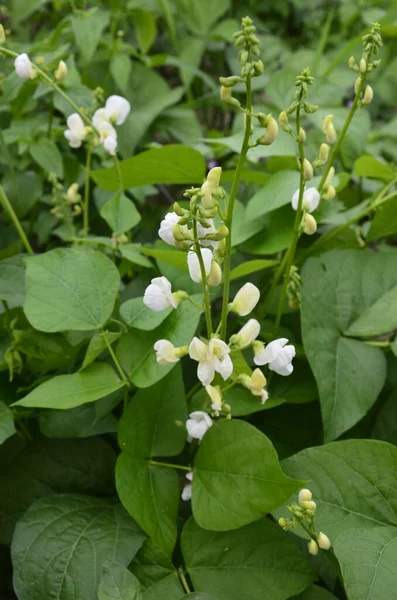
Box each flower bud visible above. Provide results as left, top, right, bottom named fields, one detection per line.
left=228, top=282, right=260, bottom=316
left=258, top=116, right=278, bottom=145
left=308, top=540, right=319, bottom=556
left=173, top=202, right=186, bottom=217
left=278, top=111, right=289, bottom=127
left=303, top=158, right=313, bottom=181
left=324, top=166, right=335, bottom=188
left=257, top=112, right=269, bottom=127
left=318, top=532, right=331, bottom=550
left=319, top=143, right=329, bottom=164
left=220, top=86, right=231, bottom=102
left=206, top=166, right=222, bottom=190
left=229, top=318, right=261, bottom=349
left=208, top=261, right=222, bottom=287
left=362, top=84, right=374, bottom=105
left=66, top=183, right=80, bottom=204
left=301, top=500, right=317, bottom=511
left=359, top=58, right=367, bottom=74
left=303, top=214, right=317, bottom=235
left=322, top=185, right=336, bottom=201
left=55, top=60, right=68, bottom=81
left=298, top=127, right=306, bottom=143
left=0, top=24, right=5, bottom=44
left=204, top=224, right=229, bottom=242
left=219, top=75, right=241, bottom=87
left=354, top=77, right=362, bottom=94
left=73, top=204, right=82, bottom=216
left=348, top=56, right=356, bottom=69
left=253, top=59, right=264, bottom=75
left=278, top=517, right=287, bottom=528
left=298, top=488, right=312, bottom=503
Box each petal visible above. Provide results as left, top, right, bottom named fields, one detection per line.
left=197, top=359, right=215, bottom=386
left=151, top=276, right=172, bottom=294
left=201, top=248, right=214, bottom=274
left=105, top=95, right=131, bottom=125
left=92, top=108, right=109, bottom=129
left=143, top=284, right=171, bottom=311
left=291, top=189, right=300, bottom=210
left=67, top=113, right=85, bottom=138
left=305, top=187, right=321, bottom=212
left=188, top=337, right=208, bottom=362
left=158, top=212, right=179, bottom=246
left=269, top=355, right=294, bottom=376
left=197, top=220, right=218, bottom=249
left=232, top=282, right=260, bottom=316
left=257, top=338, right=288, bottom=365
left=181, top=484, right=192, bottom=501
left=215, top=354, right=233, bottom=381
left=104, top=136, right=117, bottom=155
left=187, top=252, right=202, bottom=283
left=209, top=338, right=230, bottom=356
left=236, top=319, right=261, bottom=346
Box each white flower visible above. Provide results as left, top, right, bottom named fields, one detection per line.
left=14, top=53, right=35, bottom=79
left=98, top=121, right=118, bottom=155
left=186, top=411, right=213, bottom=441
left=189, top=337, right=233, bottom=386
left=229, top=319, right=260, bottom=348
left=104, top=95, right=131, bottom=125
left=207, top=261, right=222, bottom=287
left=197, top=219, right=218, bottom=249
left=64, top=113, right=87, bottom=148
left=143, top=277, right=177, bottom=311
left=187, top=248, right=213, bottom=283
left=158, top=212, right=187, bottom=247
left=92, top=107, right=109, bottom=130
left=154, top=340, right=180, bottom=365
left=103, top=135, right=117, bottom=156
left=291, top=187, right=320, bottom=213
left=206, top=384, right=222, bottom=416
left=229, top=282, right=260, bottom=316
left=181, top=472, right=193, bottom=501
left=240, top=368, right=268, bottom=404
left=254, top=337, right=295, bottom=376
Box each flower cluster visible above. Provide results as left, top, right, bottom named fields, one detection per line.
left=278, top=488, right=331, bottom=555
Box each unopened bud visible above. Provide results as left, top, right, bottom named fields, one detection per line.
left=354, top=77, right=362, bottom=95
left=362, top=84, right=374, bottom=104
left=253, top=59, right=264, bottom=75
left=303, top=158, right=313, bottom=181
left=278, top=518, right=287, bottom=528
left=301, top=500, right=317, bottom=511
left=348, top=56, right=356, bottom=69
left=322, top=185, right=336, bottom=201
left=219, top=75, right=241, bottom=87
left=66, top=183, right=79, bottom=204
left=55, top=60, right=68, bottom=81
left=204, top=224, right=229, bottom=241
left=206, top=166, right=222, bottom=189
left=304, top=214, right=317, bottom=235
left=298, top=489, right=312, bottom=503
left=318, top=532, right=331, bottom=550
left=220, top=85, right=241, bottom=108
left=298, top=127, right=306, bottom=143
left=73, top=204, right=82, bottom=216
left=257, top=112, right=269, bottom=127
left=0, top=24, right=5, bottom=44
left=173, top=202, right=186, bottom=217
left=324, top=166, right=335, bottom=188
left=278, top=111, right=289, bottom=127
left=359, top=58, right=367, bottom=74
left=308, top=539, right=319, bottom=556
left=319, top=143, right=329, bottom=164
left=208, top=261, right=222, bottom=287
left=258, top=116, right=278, bottom=145
left=172, top=224, right=188, bottom=241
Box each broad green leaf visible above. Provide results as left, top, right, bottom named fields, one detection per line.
left=30, top=138, right=63, bottom=179
left=82, top=331, right=121, bottom=369
left=98, top=560, right=143, bottom=600
left=0, top=254, right=25, bottom=306
left=119, top=245, right=153, bottom=268
left=39, top=403, right=118, bottom=439
left=100, top=192, right=141, bottom=234
left=13, top=362, right=124, bottom=409
left=120, top=297, right=172, bottom=330
left=12, top=0, right=47, bottom=23
left=116, top=367, right=187, bottom=555
left=345, top=279, right=397, bottom=336
left=110, top=53, right=132, bottom=94
left=245, top=171, right=299, bottom=221
left=70, top=7, right=110, bottom=63
left=131, top=9, right=157, bottom=54
left=14, top=328, right=75, bottom=372
left=367, top=197, right=397, bottom=241
left=175, top=0, right=229, bottom=34
left=0, top=401, right=15, bottom=445
left=116, top=299, right=201, bottom=388
left=292, top=584, right=338, bottom=599
left=12, top=494, right=146, bottom=600
left=193, top=420, right=304, bottom=531
left=92, top=145, right=206, bottom=191
left=230, top=259, right=278, bottom=280
left=301, top=250, right=388, bottom=441
left=0, top=436, right=116, bottom=544
left=241, top=205, right=295, bottom=255
left=281, top=440, right=397, bottom=540
left=182, top=517, right=314, bottom=600
left=334, top=527, right=397, bottom=600
left=2, top=171, right=41, bottom=218
left=354, top=155, right=395, bottom=181
left=24, top=248, right=120, bottom=332
left=137, top=246, right=188, bottom=271
left=130, top=539, right=183, bottom=600
left=181, top=595, right=217, bottom=599
left=371, top=388, right=397, bottom=444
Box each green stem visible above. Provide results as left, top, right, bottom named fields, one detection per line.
left=149, top=460, right=191, bottom=471
left=273, top=105, right=306, bottom=335
left=0, top=185, right=34, bottom=254
left=83, top=145, right=93, bottom=236
left=192, top=217, right=213, bottom=337
left=114, top=154, right=124, bottom=191
left=101, top=329, right=129, bottom=386
left=220, top=76, right=252, bottom=340
left=364, top=340, right=390, bottom=348
left=47, top=91, right=54, bottom=137
left=178, top=569, right=191, bottom=594
left=186, top=296, right=204, bottom=312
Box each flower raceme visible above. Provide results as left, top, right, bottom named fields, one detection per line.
left=254, top=337, right=296, bottom=376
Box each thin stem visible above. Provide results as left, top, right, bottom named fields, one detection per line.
left=220, top=76, right=252, bottom=340
left=47, top=91, right=54, bottom=137
left=192, top=217, right=213, bottom=337
left=101, top=329, right=130, bottom=386
left=273, top=105, right=306, bottom=335
left=186, top=296, right=204, bottom=312
left=149, top=460, right=191, bottom=471
left=83, top=145, right=93, bottom=236
left=178, top=569, right=191, bottom=594
left=114, top=154, right=124, bottom=191
left=0, top=185, right=34, bottom=254
left=364, top=340, right=390, bottom=348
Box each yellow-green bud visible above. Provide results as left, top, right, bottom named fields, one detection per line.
left=278, top=517, right=287, bottom=528
left=208, top=261, right=222, bottom=287
left=204, top=224, right=229, bottom=241
left=348, top=56, right=356, bottom=69
left=301, top=500, right=317, bottom=511
left=362, top=84, right=374, bottom=105
left=322, top=185, right=336, bottom=201
left=319, top=143, right=329, bottom=163
left=279, top=111, right=289, bottom=127
left=308, top=539, right=319, bottom=556
left=173, top=202, right=186, bottom=217
left=304, top=214, right=317, bottom=235
left=220, top=86, right=232, bottom=102
left=257, top=112, right=269, bottom=127
left=0, top=24, right=5, bottom=44
left=354, top=77, right=362, bottom=95
left=55, top=60, right=68, bottom=81
left=359, top=58, right=367, bottom=74
left=219, top=75, right=241, bottom=87
left=73, top=204, right=82, bottom=216
left=298, top=489, right=312, bottom=503
left=298, top=127, right=306, bottom=143
left=66, top=183, right=80, bottom=204
left=323, top=114, right=336, bottom=144
left=318, top=532, right=331, bottom=550
left=206, top=166, right=222, bottom=189
left=303, top=158, right=313, bottom=181
left=258, top=116, right=278, bottom=145
left=253, top=59, right=264, bottom=75
left=324, top=166, right=335, bottom=188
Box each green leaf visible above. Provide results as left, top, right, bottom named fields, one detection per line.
left=131, top=9, right=157, bottom=54
left=24, top=248, right=120, bottom=332
left=120, top=297, right=172, bottom=330
left=130, top=539, right=184, bottom=600
left=230, top=259, right=278, bottom=280
left=92, top=145, right=206, bottom=191
left=182, top=517, right=314, bottom=600
left=39, top=403, right=118, bottom=439
left=344, top=278, right=397, bottom=336
left=70, top=7, right=110, bottom=63
left=0, top=401, right=15, bottom=445
left=110, top=53, right=132, bottom=94
left=137, top=246, right=189, bottom=271
left=119, top=245, right=153, bottom=268
left=241, top=205, right=295, bottom=255
left=292, top=584, right=338, bottom=599
left=13, top=362, right=124, bottom=409
left=116, top=299, right=201, bottom=388
left=192, top=420, right=304, bottom=531
left=371, top=388, right=397, bottom=444
left=2, top=171, right=41, bottom=218
left=175, top=0, right=229, bottom=34
left=245, top=171, right=300, bottom=221
left=181, top=595, right=217, bottom=599
left=301, top=250, right=388, bottom=441
left=12, top=0, right=47, bottom=23
left=98, top=560, right=143, bottom=600
left=0, top=436, right=116, bottom=544
left=0, top=254, right=25, bottom=306
left=12, top=494, right=146, bottom=600
left=14, top=329, right=75, bottom=372
left=281, top=440, right=397, bottom=540
left=354, top=155, right=395, bottom=181
left=82, top=331, right=121, bottom=369
left=116, top=367, right=187, bottom=555
left=29, top=138, right=63, bottom=179
left=100, top=192, right=141, bottom=234
left=334, top=526, right=397, bottom=600
left=367, top=197, right=397, bottom=241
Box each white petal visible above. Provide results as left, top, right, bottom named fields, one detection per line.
left=208, top=338, right=230, bottom=356
left=186, top=411, right=213, bottom=439
left=143, top=283, right=172, bottom=311
left=231, top=283, right=260, bottom=316
left=236, top=319, right=261, bottom=347
left=105, top=95, right=131, bottom=125
left=215, top=354, right=233, bottom=381
left=158, top=212, right=180, bottom=246
left=151, top=276, right=172, bottom=294
left=305, top=187, right=321, bottom=212
left=187, top=248, right=213, bottom=283
left=197, top=359, right=215, bottom=386
left=153, top=339, right=178, bottom=364
left=92, top=108, right=109, bottom=129
left=254, top=338, right=288, bottom=365
left=189, top=337, right=208, bottom=362
left=14, top=53, right=35, bottom=79
left=269, top=355, right=294, bottom=376
left=66, top=113, right=86, bottom=139
left=104, top=136, right=117, bottom=155
left=181, top=483, right=192, bottom=501
left=291, top=188, right=300, bottom=210
left=197, top=219, right=218, bottom=249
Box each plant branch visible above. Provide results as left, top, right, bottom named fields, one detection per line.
left=0, top=185, right=34, bottom=254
